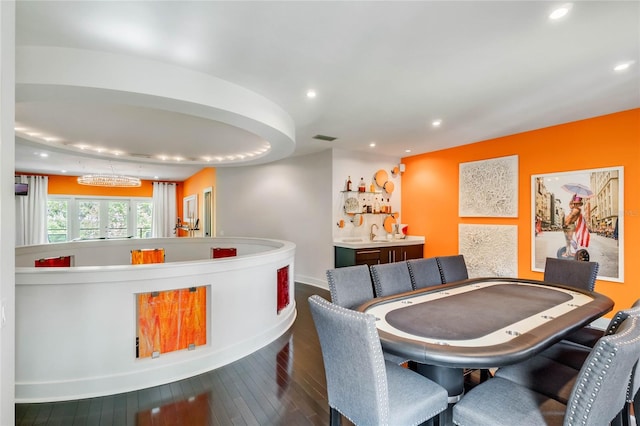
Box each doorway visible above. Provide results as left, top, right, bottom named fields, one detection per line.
left=203, top=187, right=214, bottom=237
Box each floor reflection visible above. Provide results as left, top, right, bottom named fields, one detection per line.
left=136, top=392, right=211, bottom=426
left=276, top=335, right=293, bottom=398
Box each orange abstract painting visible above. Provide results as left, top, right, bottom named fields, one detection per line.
left=137, top=286, right=206, bottom=358
left=131, top=248, right=165, bottom=264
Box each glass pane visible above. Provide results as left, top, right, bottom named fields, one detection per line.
left=78, top=200, right=100, bottom=239
left=47, top=199, right=68, bottom=243
left=108, top=201, right=129, bottom=238
left=137, top=202, right=152, bottom=238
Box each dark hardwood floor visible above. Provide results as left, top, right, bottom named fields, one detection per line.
left=15, top=283, right=337, bottom=426
left=16, top=283, right=483, bottom=426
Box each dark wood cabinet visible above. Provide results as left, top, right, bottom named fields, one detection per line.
left=335, top=244, right=424, bottom=268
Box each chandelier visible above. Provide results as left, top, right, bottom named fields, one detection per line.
left=77, top=174, right=141, bottom=187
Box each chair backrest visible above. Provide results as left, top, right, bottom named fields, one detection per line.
left=436, top=255, right=469, bottom=283
left=407, top=258, right=443, bottom=290
left=308, top=295, right=390, bottom=425
left=326, top=265, right=375, bottom=310
left=370, top=262, right=413, bottom=297
left=564, top=315, right=640, bottom=426
left=617, top=305, right=640, bottom=408
left=543, top=257, right=599, bottom=292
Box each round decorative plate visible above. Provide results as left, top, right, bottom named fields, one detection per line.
left=352, top=213, right=364, bottom=227
left=383, top=215, right=396, bottom=233
left=344, top=197, right=359, bottom=214
left=375, top=169, right=389, bottom=187
left=384, top=180, right=395, bottom=194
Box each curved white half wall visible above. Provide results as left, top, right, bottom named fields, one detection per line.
left=15, top=237, right=296, bottom=402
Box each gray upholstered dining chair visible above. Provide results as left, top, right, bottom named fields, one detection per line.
left=452, top=315, right=640, bottom=426
left=308, top=295, right=448, bottom=426
left=543, top=257, right=601, bottom=348
left=326, top=265, right=375, bottom=310
left=543, top=257, right=599, bottom=292
left=493, top=306, right=640, bottom=406
left=539, top=300, right=640, bottom=369
left=436, top=255, right=468, bottom=283
left=504, top=304, right=640, bottom=426
left=326, top=265, right=408, bottom=365
left=407, top=257, right=443, bottom=290
left=370, top=262, right=413, bottom=297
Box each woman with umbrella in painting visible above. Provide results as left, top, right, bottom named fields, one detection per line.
left=559, top=183, right=593, bottom=260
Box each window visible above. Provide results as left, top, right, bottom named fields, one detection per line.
left=136, top=201, right=152, bottom=238
left=47, top=199, right=69, bottom=243
left=47, top=196, right=152, bottom=242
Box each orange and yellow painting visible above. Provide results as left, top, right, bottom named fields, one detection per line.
left=131, top=248, right=165, bottom=264
left=136, top=286, right=207, bottom=358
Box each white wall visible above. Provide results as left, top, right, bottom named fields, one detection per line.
left=332, top=148, right=402, bottom=240
left=0, top=2, right=14, bottom=424
left=216, top=149, right=333, bottom=288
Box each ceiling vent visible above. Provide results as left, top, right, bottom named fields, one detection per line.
left=313, top=134, right=338, bottom=142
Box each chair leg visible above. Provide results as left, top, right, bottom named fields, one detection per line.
left=633, top=393, right=639, bottom=426
left=621, top=402, right=631, bottom=426
left=330, top=407, right=342, bottom=426
left=613, top=408, right=626, bottom=426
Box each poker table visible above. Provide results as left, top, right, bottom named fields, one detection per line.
left=359, top=277, right=613, bottom=403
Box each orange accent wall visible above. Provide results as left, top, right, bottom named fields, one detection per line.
left=402, top=109, right=640, bottom=314
left=46, top=175, right=157, bottom=196
left=178, top=167, right=216, bottom=237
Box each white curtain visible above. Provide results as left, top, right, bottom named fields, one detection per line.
left=152, top=182, right=177, bottom=237
left=15, top=175, right=49, bottom=246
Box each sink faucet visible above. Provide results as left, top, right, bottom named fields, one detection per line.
left=370, top=224, right=378, bottom=241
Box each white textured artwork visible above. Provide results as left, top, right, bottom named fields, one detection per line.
left=459, top=224, right=518, bottom=278
left=459, top=155, right=518, bottom=217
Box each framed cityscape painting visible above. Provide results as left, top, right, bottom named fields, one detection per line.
left=531, top=166, right=623, bottom=282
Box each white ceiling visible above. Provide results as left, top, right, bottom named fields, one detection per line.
left=14, top=1, right=640, bottom=181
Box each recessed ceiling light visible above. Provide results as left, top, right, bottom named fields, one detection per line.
left=432, top=119, right=442, bottom=127
left=549, top=3, right=572, bottom=20
left=306, top=90, right=317, bottom=98
left=61, top=170, right=67, bottom=173
left=369, top=142, right=376, bottom=148
left=614, top=61, right=635, bottom=72
left=405, top=149, right=412, bottom=153
left=39, top=152, right=48, bottom=158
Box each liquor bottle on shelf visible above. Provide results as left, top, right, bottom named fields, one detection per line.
left=346, top=176, right=352, bottom=191
left=373, top=197, right=380, bottom=214
left=358, top=177, right=366, bottom=192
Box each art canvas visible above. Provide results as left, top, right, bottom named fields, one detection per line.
left=459, top=224, right=518, bottom=278
left=459, top=155, right=518, bottom=217
left=531, top=166, right=623, bottom=282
